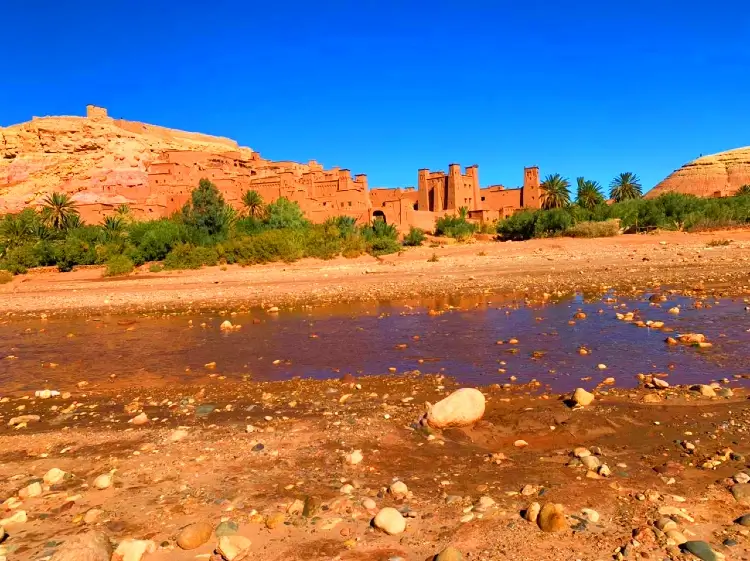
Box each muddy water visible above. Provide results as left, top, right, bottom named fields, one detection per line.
left=1, top=292, right=748, bottom=393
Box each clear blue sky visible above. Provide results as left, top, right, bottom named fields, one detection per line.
left=2, top=1, right=749, bottom=193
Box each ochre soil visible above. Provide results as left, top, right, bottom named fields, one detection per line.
left=1, top=230, right=750, bottom=317
left=1, top=374, right=749, bottom=561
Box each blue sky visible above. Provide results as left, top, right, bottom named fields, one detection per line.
left=2, top=1, right=749, bottom=193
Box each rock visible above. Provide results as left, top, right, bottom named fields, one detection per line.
left=692, top=385, right=716, bottom=397
left=643, top=393, right=662, bottom=403
left=93, top=473, right=112, bottom=490
left=537, top=503, right=567, bottom=532
left=572, top=388, right=594, bottom=407
left=580, top=508, right=599, bottom=523
left=286, top=499, right=305, bottom=515
left=731, top=483, right=750, bottom=504
left=668, top=307, right=680, bottom=315
left=20, top=481, right=43, bottom=498
left=50, top=531, right=112, bottom=561
left=130, top=412, right=148, bottom=425
left=666, top=529, right=687, bottom=545
left=435, top=545, right=464, bottom=561
left=339, top=484, right=354, bottom=495
left=44, top=468, right=66, bottom=485
left=220, top=320, right=233, bottom=331
left=477, top=496, right=495, bottom=509
left=681, top=541, right=718, bottom=561
left=169, top=429, right=189, bottom=442
left=83, top=509, right=104, bottom=525
left=426, top=388, right=485, bottom=428
left=215, top=520, right=239, bottom=537
left=573, top=447, right=591, bottom=458
left=598, top=464, right=611, bottom=477
left=734, top=472, right=750, bottom=484
left=656, top=517, right=678, bottom=531
left=389, top=481, right=408, bottom=499
left=111, top=539, right=156, bottom=561
left=265, top=513, right=285, bottom=529
left=176, top=521, right=214, bottom=549
left=302, top=496, right=321, bottom=517
left=217, top=536, right=252, bottom=561
left=717, top=388, right=734, bottom=398
left=735, top=513, right=750, bottom=526
left=362, top=498, right=377, bottom=511
left=373, top=507, right=406, bottom=535
left=344, top=450, right=363, bottom=465
left=0, top=510, right=27, bottom=525
left=581, top=456, right=601, bottom=470
left=524, top=502, right=541, bottom=522
left=8, top=414, right=41, bottom=426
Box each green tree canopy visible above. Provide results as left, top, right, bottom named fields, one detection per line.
left=41, top=192, right=80, bottom=231
left=241, top=190, right=265, bottom=218
left=576, top=177, right=605, bottom=210
left=609, top=172, right=642, bottom=202
left=181, top=179, right=232, bottom=241
left=540, top=174, right=571, bottom=209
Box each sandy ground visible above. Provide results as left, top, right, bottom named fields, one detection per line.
left=0, top=375, right=749, bottom=561
left=1, top=230, right=750, bottom=317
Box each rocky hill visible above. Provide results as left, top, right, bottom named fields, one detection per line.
left=0, top=105, right=255, bottom=215
left=647, top=146, right=750, bottom=199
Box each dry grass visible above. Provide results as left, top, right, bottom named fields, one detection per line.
left=565, top=220, right=620, bottom=238
left=0, top=271, right=13, bottom=284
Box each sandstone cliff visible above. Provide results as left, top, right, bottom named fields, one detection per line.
left=647, top=146, right=750, bottom=199
left=0, top=108, right=254, bottom=214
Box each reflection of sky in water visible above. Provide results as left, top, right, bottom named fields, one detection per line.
left=0, top=293, right=748, bottom=392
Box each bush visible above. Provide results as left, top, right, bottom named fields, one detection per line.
left=565, top=220, right=620, bottom=238
left=341, top=234, right=366, bottom=258
left=533, top=208, right=573, bottom=237
left=3, top=243, right=41, bottom=274
left=435, top=215, right=476, bottom=241
left=149, top=263, right=164, bottom=273
left=129, top=219, right=186, bottom=261
left=163, top=244, right=219, bottom=270
left=362, top=220, right=401, bottom=256
left=265, top=197, right=308, bottom=230
left=222, top=230, right=305, bottom=265
left=497, top=211, right=537, bottom=241
left=304, top=223, right=343, bottom=260
left=105, top=255, right=135, bottom=276
left=402, top=226, right=426, bottom=246
left=0, top=270, right=13, bottom=284
left=181, top=179, right=232, bottom=243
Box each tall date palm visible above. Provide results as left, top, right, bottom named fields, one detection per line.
left=576, top=177, right=605, bottom=210
left=41, top=192, right=79, bottom=231
left=609, top=172, right=642, bottom=202
left=540, top=174, right=571, bottom=209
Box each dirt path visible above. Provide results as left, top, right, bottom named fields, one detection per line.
left=2, top=230, right=750, bottom=317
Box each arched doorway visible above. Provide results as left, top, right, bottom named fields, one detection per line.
left=372, top=210, right=386, bottom=223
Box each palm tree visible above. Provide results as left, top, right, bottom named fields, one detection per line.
left=102, top=216, right=125, bottom=241
left=241, top=190, right=265, bottom=218
left=540, top=174, right=571, bottom=209
left=735, top=185, right=750, bottom=196
left=41, top=192, right=79, bottom=231
left=115, top=204, right=131, bottom=216
left=576, top=177, right=605, bottom=210
left=609, top=172, right=642, bottom=202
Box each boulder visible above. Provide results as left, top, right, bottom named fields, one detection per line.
left=217, top=536, right=252, bottom=561
left=50, top=531, right=112, bottom=561
left=427, top=388, right=485, bottom=428
left=572, top=388, right=594, bottom=407
left=176, top=521, right=214, bottom=550
left=537, top=503, right=567, bottom=532
left=731, top=483, right=750, bottom=504
left=373, top=507, right=406, bottom=535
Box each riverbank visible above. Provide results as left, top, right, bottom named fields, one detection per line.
left=1, top=374, right=749, bottom=561
left=2, top=230, right=750, bottom=317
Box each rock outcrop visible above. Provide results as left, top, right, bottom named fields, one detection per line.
left=648, top=146, right=750, bottom=199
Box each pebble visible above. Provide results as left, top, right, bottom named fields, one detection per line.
left=373, top=507, right=406, bottom=535
left=477, top=496, right=495, bottom=509
left=524, top=502, right=541, bottom=522
left=215, top=520, right=239, bottom=537
left=8, top=414, right=41, bottom=427
left=362, top=498, right=377, bottom=510
left=656, top=517, right=677, bottom=531
left=573, top=447, right=591, bottom=458
left=217, top=536, right=252, bottom=561
left=84, top=509, right=104, bottom=525
left=303, top=496, right=321, bottom=517
left=460, top=513, right=474, bottom=523
left=344, top=450, right=363, bottom=465
left=572, top=388, right=594, bottom=406
left=580, top=508, right=599, bottom=523
left=581, top=456, right=601, bottom=470
left=695, top=385, right=717, bottom=398
left=734, top=472, right=750, bottom=484
left=389, top=481, right=408, bottom=499
left=537, top=503, right=567, bottom=532
left=44, top=468, right=66, bottom=485
left=176, top=521, right=214, bottom=549
left=0, top=510, right=27, bottom=525
left=340, top=484, right=354, bottom=495
left=682, top=540, right=718, bottom=561
left=435, top=545, right=464, bottom=561
left=93, top=473, right=113, bottom=490
left=49, top=531, right=112, bottom=561
left=169, top=429, right=189, bottom=442
left=666, top=529, right=687, bottom=545
left=112, top=539, right=156, bottom=561
left=736, top=513, right=750, bottom=526
left=20, top=481, right=43, bottom=498
left=130, top=412, right=149, bottom=425
left=598, top=464, right=611, bottom=477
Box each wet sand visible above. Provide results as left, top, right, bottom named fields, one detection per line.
left=1, top=230, right=750, bottom=317
left=1, top=375, right=749, bottom=561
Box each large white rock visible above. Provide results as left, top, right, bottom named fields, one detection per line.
left=427, top=388, right=485, bottom=428
left=373, top=507, right=406, bottom=535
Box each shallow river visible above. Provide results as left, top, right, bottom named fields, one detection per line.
left=1, top=292, right=748, bottom=393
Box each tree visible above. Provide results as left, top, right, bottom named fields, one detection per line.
left=576, top=177, right=605, bottom=210
left=181, top=179, right=231, bottom=240
left=102, top=216, right=125, bottom=242
left=540, top=174, right=571, bottom=209
left=41, top=192, right=80, bottom=231
left=609, top=172, right=642, bottom=202
left=241, top=190, right=265, bottom=218
left=736, top=185, right=750, bottom=196
left=115, top=203, right=131, bottom=216
left=265, top=197, right=307, bottom=230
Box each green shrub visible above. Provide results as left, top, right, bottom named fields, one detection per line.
left=163, top=244, right=219, bottom=270
left=0, top=270, right=12, bottom=284
left=265, top=197, right=308, bottom=230
left=105, top=255, right=135, bottom=276
left=435, top=215, right=476, bottom=241
left=181, top=178, right=233, bottom=243
left=367, top=236, right=401, bottom=256
left=304, top=223, right=343, bottom=260
left=223, top=230, right=305, bottom=265
left=533, top=208, right=573, bottom=237
left=497, top=211, right=537, bottom=241
left=3, top=243, right=42, bottom=274
left=403, top=226, right=427, bottom=246
left=129, top=219, right=186, bottom=261
left=565, top=220, right=620, bottom=238
left=341, top=234, right=366, bottom=258
left=361, top=219, right=400, bottom=256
